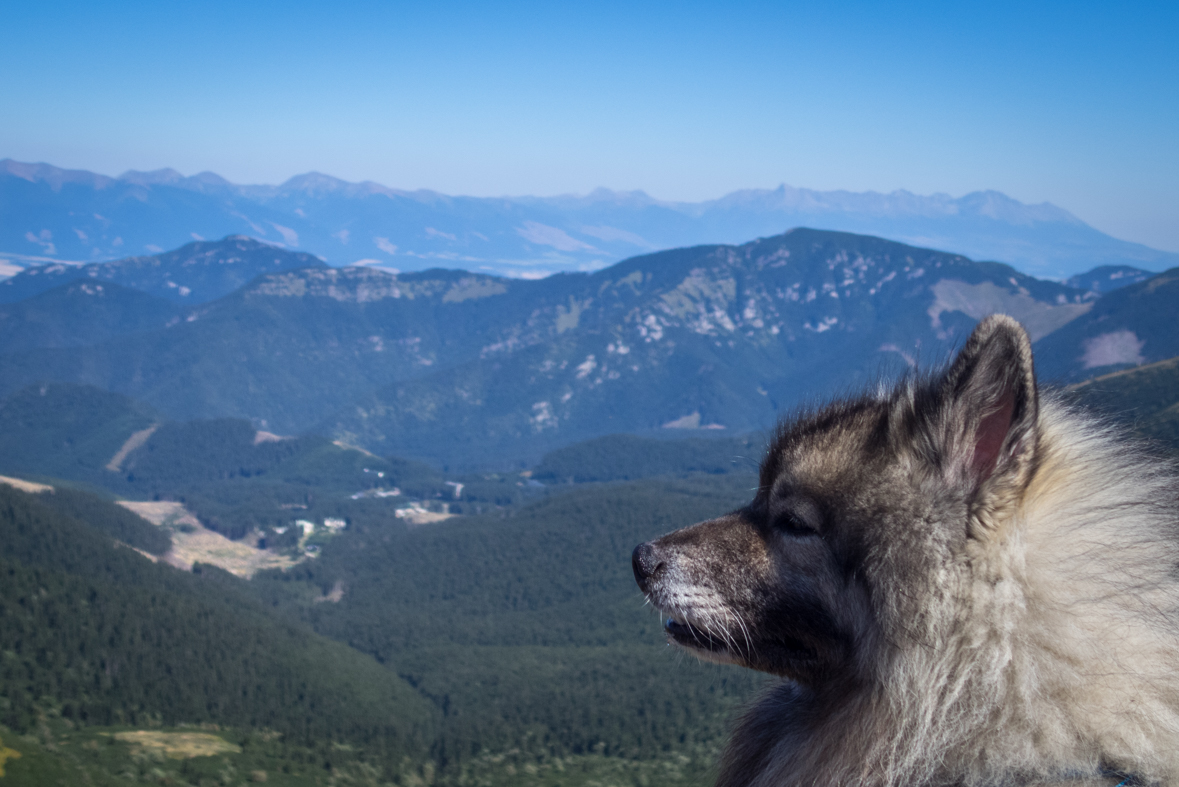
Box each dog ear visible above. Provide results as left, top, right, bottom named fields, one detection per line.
left=934, top=315, right=1039, bottom=528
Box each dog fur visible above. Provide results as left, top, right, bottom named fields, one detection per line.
left=632, top=315, right=1179, bottom=787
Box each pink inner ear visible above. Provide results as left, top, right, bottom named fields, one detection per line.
left=971, top=391, right=1015, bottom=482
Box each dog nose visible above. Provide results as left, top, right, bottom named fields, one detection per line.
left=632, top=542, right=665, bottom=593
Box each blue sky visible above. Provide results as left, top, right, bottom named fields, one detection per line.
left=3, top=0, right=1177, bottom=250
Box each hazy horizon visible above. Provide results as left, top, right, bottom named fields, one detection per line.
left=3, top=1, right=1176, bottom=251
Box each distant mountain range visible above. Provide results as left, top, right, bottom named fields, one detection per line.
left=6, top=228, right=1168, bottom=469
left=4, top=158, right=1177, bottom=280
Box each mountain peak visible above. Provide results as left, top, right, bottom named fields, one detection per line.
left=119, top=168, right=185, bottom=186
left=584, top=187, right=657, bottom=203
left=279, top=172, right=351, bottom=193
left=955, top=190, right=1081, bottom=226
left=277, top=172, right=405, bottom=200
left=119, top=168, right=234, bottom=192
left=0, top=236, right=327, bottom=305
left=1, top=158, right=114, bottom=190
left=189, top=171, right=232, bottom=187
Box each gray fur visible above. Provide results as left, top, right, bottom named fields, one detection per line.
left=632, top=315, right=1179, bottom=787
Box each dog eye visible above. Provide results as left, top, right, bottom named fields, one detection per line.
left=774, top=513, right=818, bottom=537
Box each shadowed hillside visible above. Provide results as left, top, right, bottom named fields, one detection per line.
left=1035, top=268, right=1179, bottom=382
left=1065, top=355, right=1179, bottom=451
left=0, top=229, right=1107, bottom=468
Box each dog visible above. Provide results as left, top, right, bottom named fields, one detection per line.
left=633, top=315, right=1179, bottom=787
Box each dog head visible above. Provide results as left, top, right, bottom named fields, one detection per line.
left=633, top=315, right=1040, bottom=686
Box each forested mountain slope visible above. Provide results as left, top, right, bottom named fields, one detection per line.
left=0, top=456, right=766, bottom=781
left=251, top=473, right=766, bottom=763
left=0, top=383, right=160, bottom=480
left=1065, top=355, right=1179, bottom=452
left=0, top=265, right=540, bottom=433
left=532, top=432, right=765, bottom=483
left=319, top=229, right=1093, bottom=466
left=0, top=229, right=1097, bottom=468
left=0, top=484, right=437, bottom=758
left=0, top=280, right=178, bottom=351
left=0, top=382, right=457, bottom=541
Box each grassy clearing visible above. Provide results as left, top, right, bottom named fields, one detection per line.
left=109, top=730, right=242, bottom=759
left=118, top=500, right=300, bottom=577
left=0, top=474, right=53, bottom=494
left=1, top=720, right=388, bottom=786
